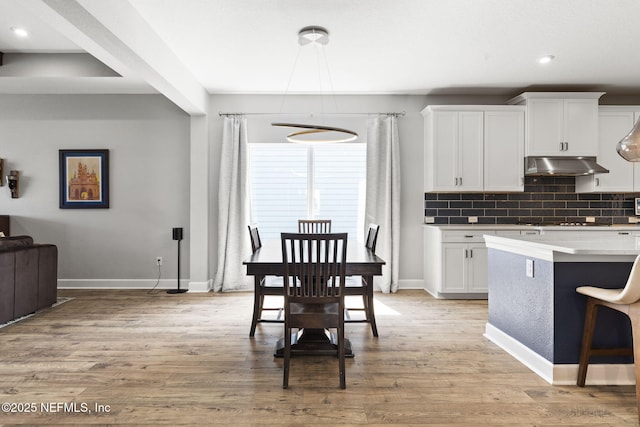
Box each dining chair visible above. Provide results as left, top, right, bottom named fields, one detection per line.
left=281, top=232, right=348, bottom=389
left=248, top=225, right=284, bottom=337
left=344, top=223, right=380, bottom=336
left=298, top=219, right=332, bottom=233
left=576, top=254, right=640, bottom=422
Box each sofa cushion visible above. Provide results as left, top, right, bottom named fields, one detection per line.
left=0, top=235, right=34, bottom=249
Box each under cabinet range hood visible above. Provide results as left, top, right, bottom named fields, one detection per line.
left=524, top=156, right=609, bottom=176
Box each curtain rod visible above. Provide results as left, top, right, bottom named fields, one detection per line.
left=218, top=111, right=406, bottom=118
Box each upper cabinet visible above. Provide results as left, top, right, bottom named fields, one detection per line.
left=423, top=105, right=524, bottom=192
left=423, top=107, right=484, bottom=192
left=507, top=92, right=604, bottom=156
left=483, top=110, right=525, bottom=192
left=576, top=108, right=640, bottom=192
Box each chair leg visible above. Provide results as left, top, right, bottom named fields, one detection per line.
left=338, top=324, right=346, bottom=389
left=577, top=297, right=598, bottom=387
left=629, top=304, right=640, bottom=422
left=283, top=324, right=291, bottom=389
left=250, top=278, right=263, bottom=337
left=364, top=276, right=379, bottom=337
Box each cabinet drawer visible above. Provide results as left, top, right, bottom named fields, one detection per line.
left=441, top=230, right=494, bottom=243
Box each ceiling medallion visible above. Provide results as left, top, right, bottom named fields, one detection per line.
left=272, top=26, right=358, bottom=143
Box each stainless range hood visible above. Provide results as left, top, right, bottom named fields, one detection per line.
left=525, top=156, right=609, bottom=176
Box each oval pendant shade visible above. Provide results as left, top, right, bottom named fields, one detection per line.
left=617, top=118, right=640, bottom=162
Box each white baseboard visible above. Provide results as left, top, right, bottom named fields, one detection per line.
left=484, top=323, right=635, bottom=385
left=187, top=280, right=212, bottom=292
left=397, top=279, right=424, bottom=290
left=58, top=279, right=187, bottom=290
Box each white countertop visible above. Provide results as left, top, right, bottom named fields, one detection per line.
left=484, top=234, right=640, bottom=262
left=424, top=224, right=640, bottom=231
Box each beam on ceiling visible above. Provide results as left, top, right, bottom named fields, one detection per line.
left=20, top=0, right=207, bottom=115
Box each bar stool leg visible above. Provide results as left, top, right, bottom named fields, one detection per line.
left=577, top=297, right=598, bottom=387
left=629, top=304, right=640, bottom=423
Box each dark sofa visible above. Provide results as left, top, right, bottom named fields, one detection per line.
left=0, top=236, right=58, bottom=324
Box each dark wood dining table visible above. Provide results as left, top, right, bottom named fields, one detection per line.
left=243, top=239, right=385, bottom=357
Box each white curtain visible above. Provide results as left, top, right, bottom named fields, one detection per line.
left=213, top=116, right=252, bottom=292
left=365, top=116, right=401, bottom=293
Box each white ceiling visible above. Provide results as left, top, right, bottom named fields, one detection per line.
left=1, top=0, right=640, bottom=111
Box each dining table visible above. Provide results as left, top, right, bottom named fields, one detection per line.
left=243, top=239, right=385, bottom=357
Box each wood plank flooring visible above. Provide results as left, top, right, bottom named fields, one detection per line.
left=0, top=289, right=637, bottom=426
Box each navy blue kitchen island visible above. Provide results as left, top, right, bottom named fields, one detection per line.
left=483, top=234, right=638, bottom=385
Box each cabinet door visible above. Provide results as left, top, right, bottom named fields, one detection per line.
left=432, top=111, right=459, bottom=190
left=527, top=99, right=564, bottom=155
left=458, top=112, right=484, bottom=190
left=484, top=110, right=525, bottom=191
left=576, top=111, right=635, bottom=192
left=564, top=99, right=598, bottom=156
left=466, top=245, right=488, bottom=292
left=441, top=244, right=466, bottom=292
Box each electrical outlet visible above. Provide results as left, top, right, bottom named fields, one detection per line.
left=526, top=259, right=534, bottom=278
left=156, top=256, right=163, bottom=266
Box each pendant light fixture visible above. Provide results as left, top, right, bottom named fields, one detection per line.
left=617, top=118, right=640, bottom=162
left=271, top=26, right=358, bottom=143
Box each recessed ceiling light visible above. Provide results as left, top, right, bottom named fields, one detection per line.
left=10, top=26, right=29, bottom=38
left=538, top=55, right=555, bottom=64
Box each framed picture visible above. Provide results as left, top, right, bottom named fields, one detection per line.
left=636, top=198, right=640, bottom=216
left=59, top=149, right=109, bottom=209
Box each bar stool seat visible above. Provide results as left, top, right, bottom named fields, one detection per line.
left=576, top=254, right=640, bottom=422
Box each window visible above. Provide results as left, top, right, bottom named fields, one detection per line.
left=249, top=143, right=366, bottom=241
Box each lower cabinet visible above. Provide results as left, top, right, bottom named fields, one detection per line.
left=424, top=226, right=493, bottom=298
left=442, top=243, right=488, bottom=293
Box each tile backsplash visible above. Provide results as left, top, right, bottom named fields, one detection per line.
left=424, top=176, right=639, bottom=225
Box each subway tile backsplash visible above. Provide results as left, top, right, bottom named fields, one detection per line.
left=424, top=176, right=638, bottom=225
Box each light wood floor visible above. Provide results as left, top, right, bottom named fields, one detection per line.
left=0, top=289, right=637, bottom=426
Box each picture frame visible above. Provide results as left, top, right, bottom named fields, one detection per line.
left=59, top=149, right=109, bottom=209
left=636, top=198, right=640, bottom=216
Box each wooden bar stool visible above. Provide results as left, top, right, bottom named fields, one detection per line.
left=576, top=254, right=640, bottom=422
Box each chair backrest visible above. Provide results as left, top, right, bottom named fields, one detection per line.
left=298, top=219, right=332, bottom=233
left=615, top=255, right=640, bottom=304
left=248, top=225, right=262, bottom=253
left=365, top=223, right=380, bottom=252
left=281, top=233, right=347, bottom=299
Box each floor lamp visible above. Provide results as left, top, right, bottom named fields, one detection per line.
left=167, top=227, right=187, bottom=294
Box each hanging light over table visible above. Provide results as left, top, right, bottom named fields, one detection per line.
left=271, top=26, right=358, bottom=143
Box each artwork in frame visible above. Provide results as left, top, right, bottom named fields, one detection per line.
left=59, top=149, right=109, bottom=209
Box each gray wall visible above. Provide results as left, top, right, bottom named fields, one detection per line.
left=207, top=94, right=509, bottom=289
left=0, top=94, right=190, bottom=288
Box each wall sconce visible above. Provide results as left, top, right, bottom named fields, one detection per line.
left=7, top=170, right=19, bottom=198
left=0, top=158, right=3, bottom=186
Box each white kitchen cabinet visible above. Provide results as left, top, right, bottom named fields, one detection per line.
left=508, top=92, right=604, bottom=156
left=576, top=109, right=637, bottom=192
left=484, top=109, right=525, bottom=191
left=423, top=107, right=484, bottom=191
left=424, top=227, right=493, bottom=298
left=441, top=243, right=488, bottom=293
